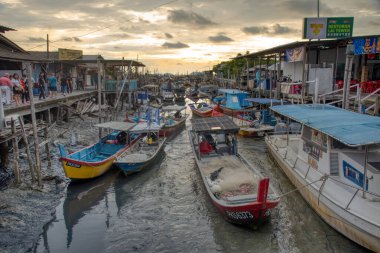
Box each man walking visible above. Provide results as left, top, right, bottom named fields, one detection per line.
left=48, top=73, right=57, bottom=98
left=0, top=73, right=12, bottom=106
left=38, top=72, right=46, bottom=100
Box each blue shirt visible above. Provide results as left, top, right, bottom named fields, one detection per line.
left=48, top=76, right=57, bottom=87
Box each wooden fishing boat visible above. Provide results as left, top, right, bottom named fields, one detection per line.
left=188, top=102, right=214, bottom=117
left=189, top=116, right=279, bottom=228
left=58, top=121, right=139, bottom=180
left=115, top=122, right=166, bottom=175
left=266, top=104, right=380, bottom=252
left=160, top=105, right=188, bottom=137
left=213, top=89, right=253, bottom=116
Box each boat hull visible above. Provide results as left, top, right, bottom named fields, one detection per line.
left=190, top=108, right=213, bottom=117
left=266, top=138, right=380, bottom=252
left=160, top=117, right=187, bottom=137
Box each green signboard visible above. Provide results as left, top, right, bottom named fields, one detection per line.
left=326, top=17, right=354, bottom=38
left=303, top=17, right=354, bottom=39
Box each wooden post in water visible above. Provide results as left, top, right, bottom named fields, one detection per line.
left=11, top=119, right=21, bottom=184
left=26, top=63, right=42, bottom=186
left=97, top=56, right=102, bottom=139
left=19, top=116, right=36, bottom=181
left=44, top=127, right=52, bottom=168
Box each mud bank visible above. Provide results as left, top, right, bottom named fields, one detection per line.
left=0, top=115, right=100, bottom=253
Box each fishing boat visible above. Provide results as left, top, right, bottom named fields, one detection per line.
left=213, top=89, right=253, bottom=116
left=173, top=83, right=186, bottom=102
left=58, top=121, right=139, bottom=180
left=265, top=104, right=380, bottom=252
left=160, top=105, right=188, bottom=137
left=188, top=102, right=214, bottom=117
left=160, top=82, right=174, bottom=103
left=115, top=121, right=166, bottom=175
left=198, top=84, right=219, bottom=98
left=189, top=116, right=280, bottom=228
left=232, top=98, right=281, bottom=137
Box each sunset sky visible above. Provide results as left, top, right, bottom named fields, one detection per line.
left=2, top=0, right=380, bottom=73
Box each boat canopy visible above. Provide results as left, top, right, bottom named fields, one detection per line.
left=129, top=122, right=164, bottom=133
left=191, top=116, right=239, bottom=134
left=94, top=121, right=136, bottom=131
left=161, top=105, right=186, bottom=112
left=271, top=104, right=380, bottom=147
left=245, top=98, right=283, bottom=105
left=218, top=89, right=249, bottom=94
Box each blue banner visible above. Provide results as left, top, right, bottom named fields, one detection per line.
left=354, top=37, right=378, bottom=55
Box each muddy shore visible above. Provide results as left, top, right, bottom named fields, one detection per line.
left=0, top=115, right=100, bottom=253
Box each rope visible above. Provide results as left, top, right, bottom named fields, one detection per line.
left=275, top=175, right=328, bottom=198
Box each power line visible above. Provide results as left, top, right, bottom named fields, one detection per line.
left=27, top=0, right=180, bottom=50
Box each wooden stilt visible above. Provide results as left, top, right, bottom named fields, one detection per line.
left=11, top=119, right=21, bottom=184
left=44, top=127, right=52, bottom=168
left=27, top=63, right=42, bottom=186
left=19, top=116, right=36, bottom=181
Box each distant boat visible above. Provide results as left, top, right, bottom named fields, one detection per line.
left=188, top=102, right=214, bottom=117
left=266, top=104, right=380, bottom=252
left=115, top=122, right=166, bottom=175
left=232, top=98, right=282, bottom=137
left=58, top=121, right=139, bottom=180
left=189, top=116, right=280, bottom=228
left=213, top=89, right=253, bottom=116
left=160, top=105, right=188, bottom=137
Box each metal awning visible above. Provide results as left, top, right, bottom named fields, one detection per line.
left=191, top=116, right=239, bottom=133
left=129, top=122, right=164, bottom=133
left=245, top=98, right=283, bottom=105
left=94, top=121, right=136, bottom=131
left=161, top=105, right=186, bottom=112
left=271, top=104, right=380, bottom=147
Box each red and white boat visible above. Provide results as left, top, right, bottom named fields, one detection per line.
left=189, top=116, right=279, bottom=228
left=188, top=102, right=214, bottom=117
left=160, top=105, right=188, bottom=137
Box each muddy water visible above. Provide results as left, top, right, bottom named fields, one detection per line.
left=33, top=118, right=369, bottom=253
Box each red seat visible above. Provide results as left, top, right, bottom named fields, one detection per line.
left=200, top=140, right=213, bottom=154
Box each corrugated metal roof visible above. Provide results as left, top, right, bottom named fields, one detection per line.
left=218, top=89, right=249, bottom=94
left=245, top=98, right=283, bottom=105
left=129, top=122, right=164, bottom=133
left=271, top=104, right=380, bottom=147
left=161, top=105, right=186, bottom=112
left=191, top=116, right=239, bottom=133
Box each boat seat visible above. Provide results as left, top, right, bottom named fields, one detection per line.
left=200, top=141, right=213, bottom=154
left=225, top=194, right=257, bottom=204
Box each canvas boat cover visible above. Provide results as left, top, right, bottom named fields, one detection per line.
left=271, top=104, right=380, bottom=147
left=129, top=122, right=165, bottom=133
left=191, top=116, right=239, bottom=133
left=94, top=121, right=136, bottom=131
left=161, top=105, right=186, bottom=112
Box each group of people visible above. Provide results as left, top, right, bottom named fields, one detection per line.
left=0, top=71, right=74, bottom=106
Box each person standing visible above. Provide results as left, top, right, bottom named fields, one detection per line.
left=38, top=72, right=46, bottom=100
left=48, top=73, right=57, bottom=98
left=60, top=74, right=68, bottom=96
left=11, top=73, right=22, bottom=106
left=20, top=74, right=30, bottom=104
left=0, top=73, right=12, bottom=106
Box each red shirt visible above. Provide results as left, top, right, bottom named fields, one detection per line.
left=0, top=76, right=12, bottom=87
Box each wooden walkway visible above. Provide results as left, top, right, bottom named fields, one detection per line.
left=4, top=90, right=97, bottom=117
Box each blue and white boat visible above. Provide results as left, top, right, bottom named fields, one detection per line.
left=265, top=104, right=380, bottom=252
left=213, top=89, right=252, bottom=116
left=115, top=111, right=166, bottom=175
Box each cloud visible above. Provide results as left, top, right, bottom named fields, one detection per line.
left=167, top=9, right=216, bottom=27
left=208, top=34, right=234, bottom=43
left=271, top=24, right=298, bottom=34
left=62, top=37, right=72, bottom=41
left=28, top=37, right=46, bottom=42
left=242, top=26, right=269, bottom=35
left=165, top=33, right=173, bottom=39
left=109, top=33, right=131, bottom=39
left=277, top=0, right=334, bottom=16
left=162, top=41, right=189, bottom=49
left=73, top=37, right=82, bottom=42
left=369, top=20, right=380, bottom=26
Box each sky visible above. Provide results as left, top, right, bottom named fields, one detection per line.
left=1, top=0, right=380, bottom=74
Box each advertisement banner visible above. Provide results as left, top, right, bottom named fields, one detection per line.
left=58, top=48, right=83, bottom=60
left=353, top=37, right=379, bottom=55
left=303, top=17, right=353, bottom=39
left=285, top=46, right=304, bottom=62
left=326, top=17, right=354, bottom=38
left=303, top=18, right=327, bottom=39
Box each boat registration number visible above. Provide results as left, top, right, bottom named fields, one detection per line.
left=225, top=211, right=254, bottom=220
left=66, top=162, right=81, bottom=168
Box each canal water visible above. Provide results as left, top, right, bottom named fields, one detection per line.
left=34, top=117, right=368, bottom=253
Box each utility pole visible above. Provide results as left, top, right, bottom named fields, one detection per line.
left=46, top=34, right=49, bottom=60
left=317, top=0, right=320, bottom=18
left=343, top=45, right=354, bottom=109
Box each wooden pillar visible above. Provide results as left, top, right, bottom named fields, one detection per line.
left=46, top=109, right=51, bottom=124
left=11, top=119, right=21, bottom=184
left=26, top=62, right=42, bottom=186
left=19, top=116, right=36, bottom=181
left=97, top=56, right=102, bottom=139
left=44, top=127, right=52, bottom=168
left=333, top=45, right=339, bottom=90
left=277, top=53, right=282, bottom=99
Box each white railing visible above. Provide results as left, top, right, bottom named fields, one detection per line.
left=318, top=84, right=360, bottom=104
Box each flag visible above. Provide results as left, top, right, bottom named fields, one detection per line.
left=155, top=108, right=160, bottom=125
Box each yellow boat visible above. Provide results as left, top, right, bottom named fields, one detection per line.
left=58, top=121, right=139, bottom=180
